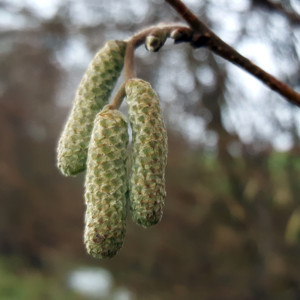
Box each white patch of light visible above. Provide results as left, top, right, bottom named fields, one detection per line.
left=163, top=47, right=186, bottom=68
left=155, top=49, right=183, bottom=103
left=268, top=14, right=290, bottom=41
left=68, top=267, right=113, bottom=298
left=182, top=0, right=204, bottom=10
left=294, top=109, right=300, bottom=137
left=112, top=287, right=135, bottom=300
left=204, top=130, right=218, bottom=151
left=55, top=36, right=95, bottom=108
left=237, top=40, right=277, bottom=75
left=184, top=0, right=201, bottom=5
left=274, top=103, right=293, bottom=129
left=161, top=47, right=196, bottom=94
left=227, top=63, right=268, bottom=101
left=245, top=13, right=266, bottom=38
left=272, top=132, right=293, bottom=152
left=127, top=0, right=149, bottom=22
left=223, top=72, right=296, bottom=151
left=80, top=0, right=149, bottom=24
left=156, top=69, right=177, bottom=104
left=294, top=28, right=300, bottom=60
left=196, top=66, right=216, bottom=87
left=175, top=70, right=195, bottom=94
left=70, top=1, right=104, bottom=27
left=210, top=0, right=251, bottom=12
left=0, top=10, right=30, bottom=30
left=2, top=0, right=21, bottom=5
left=193, top=49, right=208, bottom=62
left=290, top=0, right=300, bottom=14
left=22, top=0, right=60, bottom=19
left=223, top=103, right=254, bottom=144
left=177, top=112, right=206, bottom=144
left=207, top=0, right=250, bottom=42
left=55, top=36, right=92, bottom=69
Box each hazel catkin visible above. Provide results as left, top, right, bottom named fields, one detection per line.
left=84, top=105, right=129, bottom=259
left=125, top=78, right=168, bottom=228
left=57, top=40, right=126, bottom=176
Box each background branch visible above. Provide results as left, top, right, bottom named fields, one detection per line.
left=252, top=0, right=300, bottom=25
left=165, top=0, right=300, bottom=107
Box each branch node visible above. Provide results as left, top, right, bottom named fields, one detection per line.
left=145, top=28, right=168, bottom=52
left=191, top=33, right=211, bottom=48
left=170, top=27, right=193, bottom=44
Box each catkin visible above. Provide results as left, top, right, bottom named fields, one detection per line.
left=57, top=40, right=126, bottom=176
left=84, top=105, right=129, bottom=259
left=125, top=78, right=168, bottom=228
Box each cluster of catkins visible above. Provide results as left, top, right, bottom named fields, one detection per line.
left=57, top=40, right=168, bottom=259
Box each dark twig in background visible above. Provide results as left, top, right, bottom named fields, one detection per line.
left=252, top=0, right=300, bottom=26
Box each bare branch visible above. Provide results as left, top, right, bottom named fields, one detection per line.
left=126, top=23, right=192, bottom=48
left=165, top=0, right=300, bottom=107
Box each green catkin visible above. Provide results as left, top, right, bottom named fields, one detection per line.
left=125, top=78, right=168, bottom=228
left=57, top=40, right=126, bottom=176
left=84, top=105, right=129, bottom=259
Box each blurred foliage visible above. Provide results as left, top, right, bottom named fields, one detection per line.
left=1, top=0, right=300, bottom=299
left=0, top=256, right=81, bottom=300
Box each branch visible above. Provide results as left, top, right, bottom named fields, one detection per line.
left=123, top=41, right=135, bottom=81
left=110, top=40, right=136, bottom=109
left=127, top=24, right=192, bottom=48
left=110, top=81, right=126, bottom=110
left=111, top=24, right=193, bottom=109
left=165, top=0, right=300, bottom=107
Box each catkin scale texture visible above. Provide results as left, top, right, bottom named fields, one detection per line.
left=125, top=79, right=167, bottom=228
left=84, top=106, right=129, bottom=259
left=57, top=40, right=126, bottom=176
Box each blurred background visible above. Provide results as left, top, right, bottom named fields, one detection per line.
left=1, top=0, right=300, bottom=299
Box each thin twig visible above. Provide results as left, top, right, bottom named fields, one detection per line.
left=112, top=24, right=193, bottom=109
left=124, top=41, right=135, bottom=81
left=110, top=81, right=126, bottom=110
left=111, top=40, right=137, bottom=110
left=127, top=23, right=192, bottom=48
left=110, top=41, right=135, bottom=110
left=165, top=0, right=300, bottom=107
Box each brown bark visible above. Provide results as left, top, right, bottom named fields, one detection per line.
left=165, top=0, right=300, bottom=107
